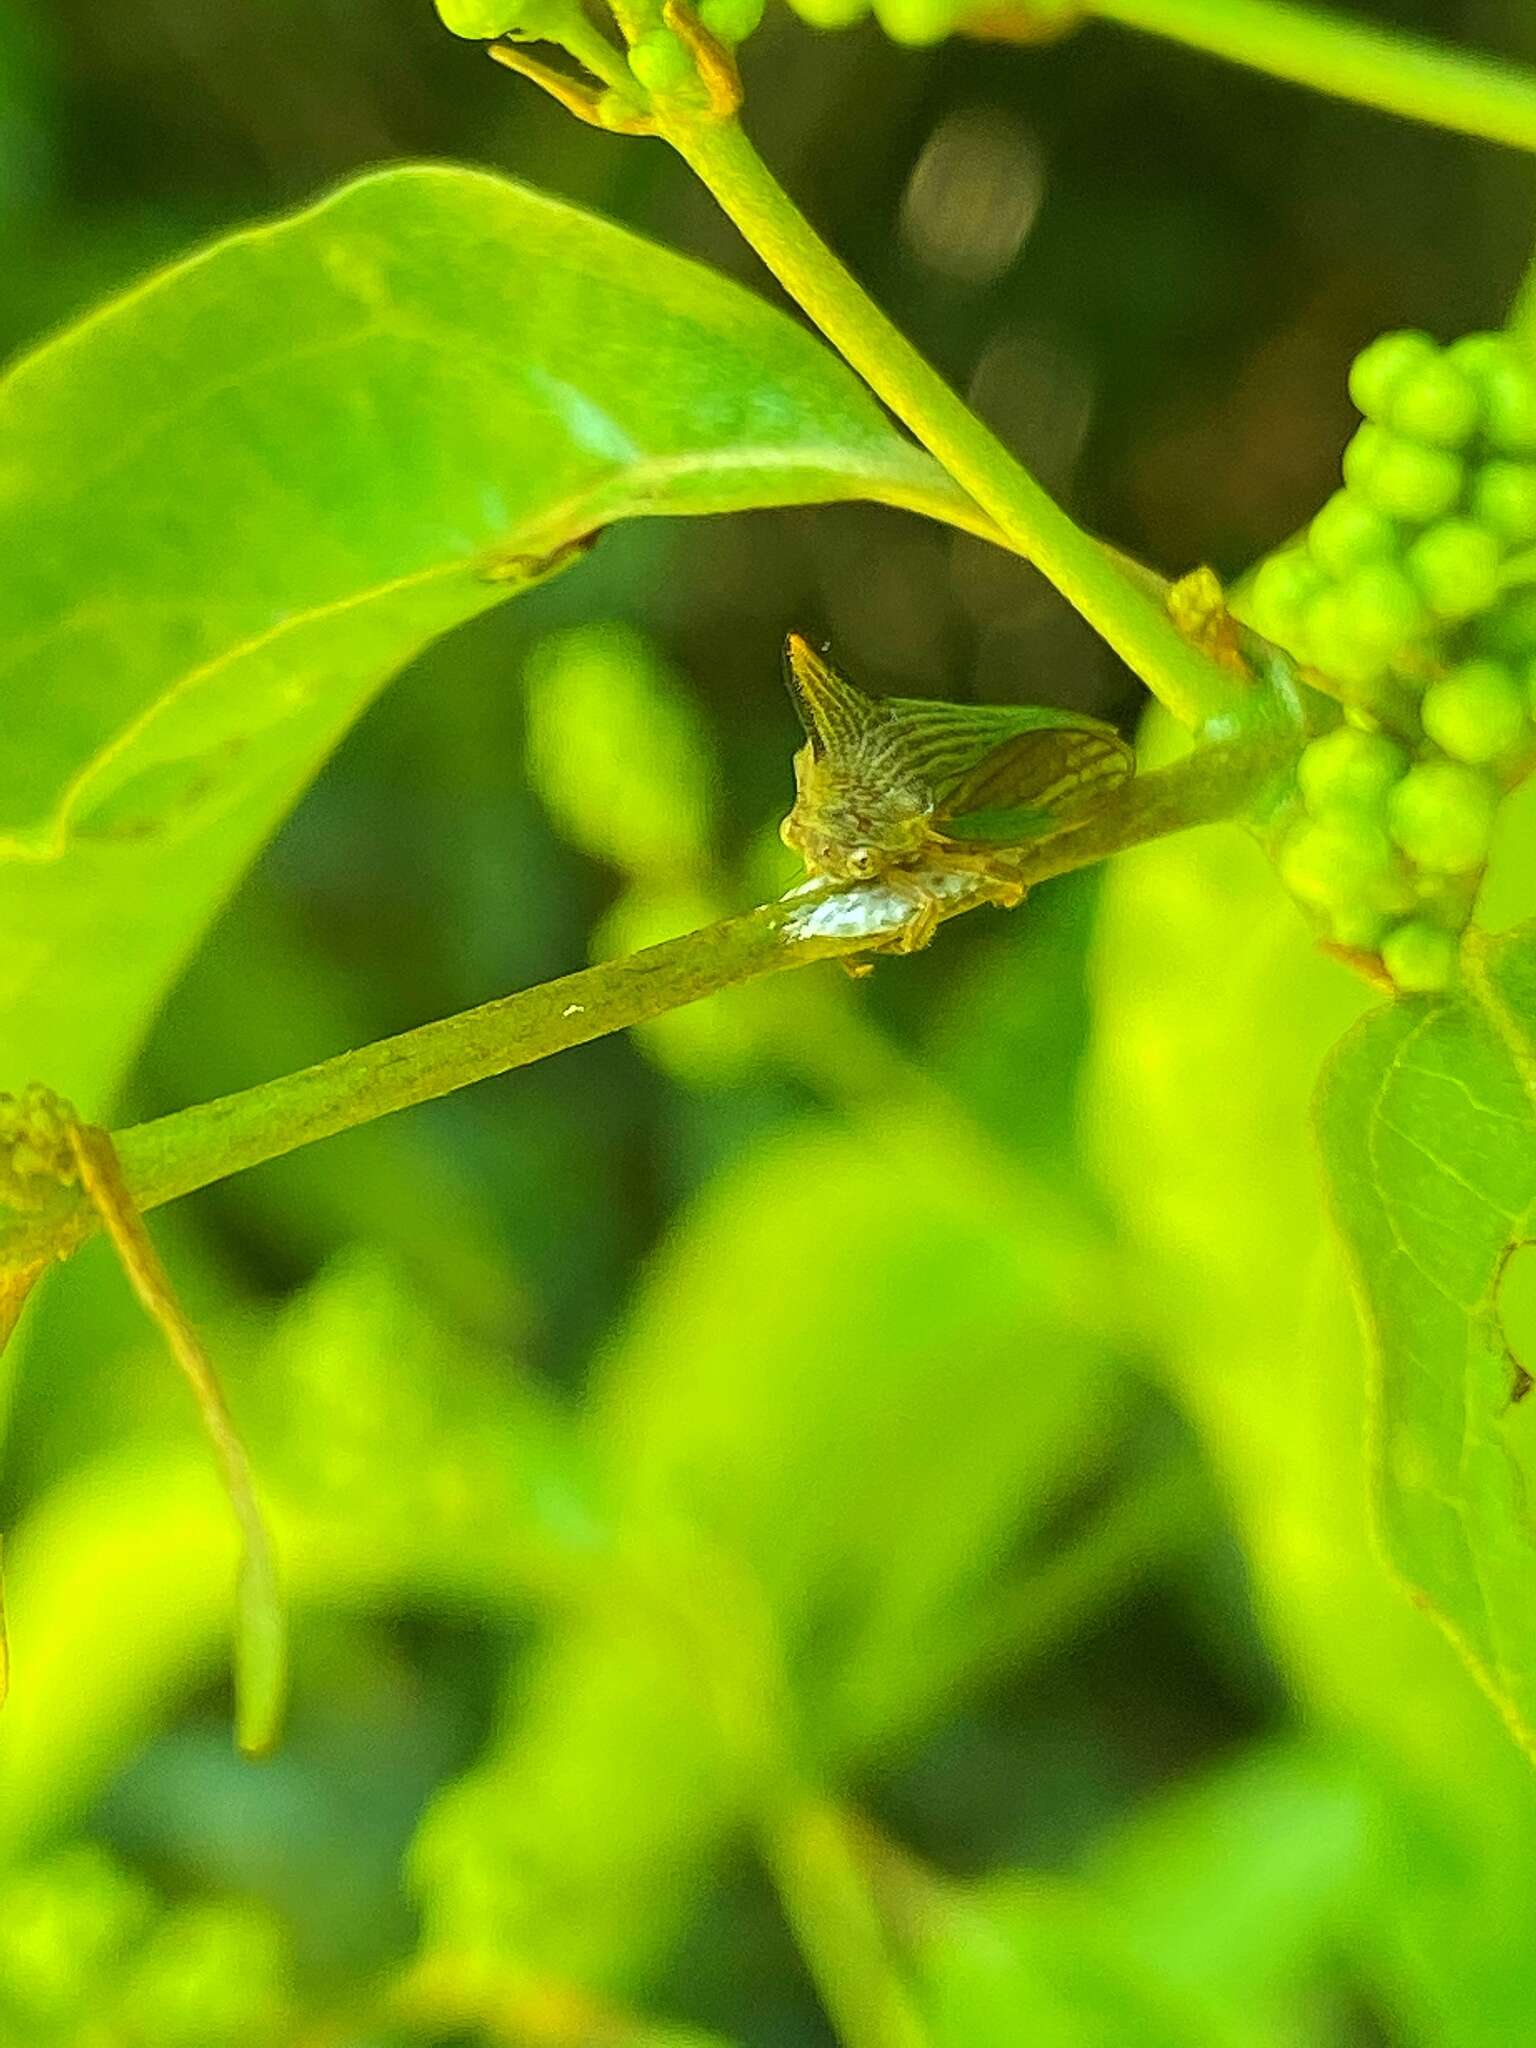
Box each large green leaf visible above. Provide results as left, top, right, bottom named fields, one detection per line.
left=1316, top=923, right=1536, bottom=1755
left=0, top=162, right=979, bottom=1111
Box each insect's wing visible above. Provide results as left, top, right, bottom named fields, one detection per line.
left=896, top=702, right=1134, bottom=846
left=783, top=633, right=889, bottom=760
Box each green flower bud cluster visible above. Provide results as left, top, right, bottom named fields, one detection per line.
left=781, top=0, right=1080, bottom=46
left=1246, top=329, right=1536, bottom=993
left=1279, top=723, right=1489, bottom=990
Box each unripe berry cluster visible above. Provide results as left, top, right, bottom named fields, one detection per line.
left=1243, top=330, right=1536, bottom=992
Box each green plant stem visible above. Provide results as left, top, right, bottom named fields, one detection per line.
left=760, top=1791, right=930, bottom=2048
left=657, top=116, right=1246, bottom=735
left=0, top=736, right=1282, bottom=1279
left=1088, top=0, right=1536, bottom=157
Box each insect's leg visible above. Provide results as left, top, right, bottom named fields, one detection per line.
left=934, top=850, right=1030, bottom=915
left=982, top=863, right=1028, bottom=911
left=885, top=874, right=943, bottom=955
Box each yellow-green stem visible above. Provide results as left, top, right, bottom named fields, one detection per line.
left=658, top=116, right=1247, bottom=735
left=1091, top=0, right=1536, bottom=157
left=0, top=734, right=1281, bottom=1280
left=761, top=1792, right=930, bottom=2048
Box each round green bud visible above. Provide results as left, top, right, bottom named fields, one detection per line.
left=869, top=0, right=962, bottom=42
left=1523, top=654, right=1536, bottom=718
left=1337, top=560, right=1430, bottom=654
left=1381, top=919, right=1458, bottom=993
left=1307, top=490, right=1398, bottom=578
left=1342, top=423, right=1464, bottom=525
left=786, top=0, right=871, bottom=24
left=1445, top=332, right=1509, bottom=385
left=1247, top=548, right=1326, bottom=653
left=1347, top=330, right=1439, bottom=422
left=434, top=0, right=523, bottom=34
left=1472, top=460, right=1536, bottom=544
left=1279, top=814, right=1397, bottom=905
left=1387, top=758, right=1498, bottom=874
left=700, top=0, right=766, bottom=37
left=1421, top=659, right=1527, bottom=764
left=1404, top=518, right=1502, bottom=621
left=1339, top=422, right=1384, bottom=495
left=1302, top=588, right=1388, bottom=687
left=1388, top=356, right=1481, bottom=449
left=1482, top=350, right=1536, bottom=455
left=626, top=25, right=696, bottom=92
left=1329, top=905, right=1390, bottom=952
left=1298, top=725, right=1409, bottom=815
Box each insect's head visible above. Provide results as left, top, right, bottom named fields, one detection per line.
left=779, top=634, right=931, bottom=883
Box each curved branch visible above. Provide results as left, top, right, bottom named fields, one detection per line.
left=0, top=734, right=1283, bottom=1279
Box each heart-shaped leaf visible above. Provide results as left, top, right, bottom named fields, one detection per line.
left=1317, top=922, right=1536, bottom=1753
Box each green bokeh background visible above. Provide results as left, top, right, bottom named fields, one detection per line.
left=3, top=2, right=1536, bottom=2043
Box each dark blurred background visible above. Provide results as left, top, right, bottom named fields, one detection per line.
left=2, top=2, right=1535, bottom=2043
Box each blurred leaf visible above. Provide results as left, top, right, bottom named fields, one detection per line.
left=525, top=622, right=717, bottom=884
left=0, top=1252, right=597, bottom=1861
left=914, top=1875, right=1242, bottom=2048
left=413, top=1103, right=1123, bottom=1991
left=410, top=1538, right=778, bottom=1995
left=0, top=1844, right=297, bottom=2047
left=115, top=1898, right=295, bottom=2047
left=1089, top=1740, right=1374, bottom=2038
left=1083, top=710, right=1536, bottom=2043
left=257, top=1248, right=598, bottom=1590
left=1316, top=924, right=1536, bottom=1755
left=765, top=1798, right=1270, bottom=2048
left=592, top=1107, right=1119, bottom=1749
left=393, top=1938, right=744, bottom=2048
left=0, top=1842, right=154, bottom=2035
left=0, top=161, right=978, bottom=1111
left=924, top=870, right=1100, bottom=1168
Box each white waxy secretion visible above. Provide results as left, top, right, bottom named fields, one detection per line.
left=779, top=867, right=980, bottom=944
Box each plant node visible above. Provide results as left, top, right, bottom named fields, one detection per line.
left=487, top=38, right=654, bottom=130
left=659, top=0, right=743, bottom=117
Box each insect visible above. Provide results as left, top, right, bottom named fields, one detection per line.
left=779, top=633, right=1135, bottom=955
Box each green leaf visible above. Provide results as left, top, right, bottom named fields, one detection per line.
left=1089, top=1741, right=1374, bottom=2036
left=524, top=621, right=717, bottom=883
left=0, top=162, right=978, bottom=1111
left=592, top=1108, right=1120, bottom=1748
left=1315, top=921, right=1536, bottom=1754
left=915, top=1875, right=1242, bottom=2048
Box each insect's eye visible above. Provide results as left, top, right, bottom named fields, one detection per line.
left=846, top=846, right=878, bottom=878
